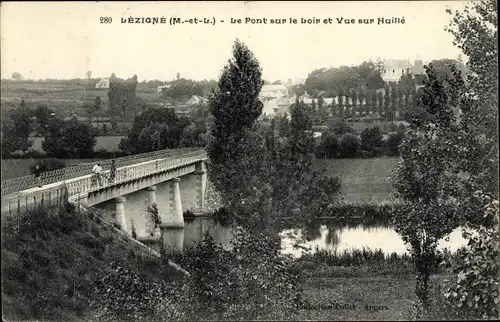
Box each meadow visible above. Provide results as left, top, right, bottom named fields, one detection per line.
left=0, top=82, right=164, bottom=114
left=315, top=157, right=399, bottom=202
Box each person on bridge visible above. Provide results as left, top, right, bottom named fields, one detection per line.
left=108, top=160, right=116, bottom=184
left=34, top=165, right=42, bottom=187
left=92, top=163, right=103, bottom=187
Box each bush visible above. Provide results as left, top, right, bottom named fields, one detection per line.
left=360, top=126, right=385, bottom=157
left=385, top=131, right=405, bottom=156
left=338, top=133, right=360, bottom=158
left=443, top=223, right=500, bottom=320
left=168, top=230, right=303, bottom=320
left=29, top=159, right=66, bottom=175
left=315, top=132, right=339, bottom=158
left=328, top=120, right=355, bottom=136
left=91, top=264, right=182, bottom=321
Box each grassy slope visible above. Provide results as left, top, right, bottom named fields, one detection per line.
left=1, top=205, right=182, bottom=321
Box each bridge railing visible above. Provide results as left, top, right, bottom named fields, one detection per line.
left=1, top=149, right=207, bottom=216
left=1, top=183, right=69, bottom=216
left=1, top=147, right=204, bottom=196
left=65, top=149, right=208, bottom=197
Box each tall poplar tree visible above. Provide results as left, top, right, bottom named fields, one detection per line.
left=207, top=39, right=264, bottom=208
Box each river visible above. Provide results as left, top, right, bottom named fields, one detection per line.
left=95, top=180, right=468, bottom=257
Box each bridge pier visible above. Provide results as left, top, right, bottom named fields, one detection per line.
left=194, top=161, right=207, bottom=209
left=113, top=196, right=128, bottom=233
left=161, top=178, right=185, bottom=228
left=147, top=186, right=157, bottom=205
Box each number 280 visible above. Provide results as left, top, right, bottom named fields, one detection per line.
left=100, top=17, right=112, bottom=24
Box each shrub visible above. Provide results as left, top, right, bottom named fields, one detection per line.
left=91, top=263, right=183, bottom=321
left=328, top=120, right=355, bottom=136
left=145, top=203, right=161, bottom=237
left=443, top=223, right=500, bottom=320
left=385, top=131, right=405, bottom=156
left=360, top=126, right=385, bottom=157
left=338, top=133, right=360, bottom=158
left=29, top=159, right=66, bottom=175
left=169, top=230, right=303, bottom=320
left=316, top=132, right=339, bottom=158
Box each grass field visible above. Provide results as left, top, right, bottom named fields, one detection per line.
left=315, top=157, right=399, bottom=202
left=1, top=83, right=164, bottom=114
left=0, top=158, right=104, bottom=180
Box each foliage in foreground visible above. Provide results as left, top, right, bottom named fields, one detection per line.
left=169, top=230, right=303, bottom=321
left=1, top=205, right=180, bottom=321
left=443, top=212, right=500, bottom=320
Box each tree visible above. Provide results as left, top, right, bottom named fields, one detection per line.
left=360, top=127, right=384, bottom=156
left=317, top=95, right=328, bottom=123
left=11, top=72, right=23, bottom=81
left=339, top=133, right=360, bottom=158
left=145, top=203, right=161, bottom=237
left=1, top=100, right=34, bottom=156
left=386, top=130, right=405, bottom=156
left=108, top=75, right=138, bottom=122
left=119, top=107, right=189, bottom=154
left=390, top=83, right=398, bottom=121
left=206, top=39, right=263, bottom=210
left=391, top=65, right=468, bottom=316
left=179, top=122, right=207, bottom=147
left=162, top=78, right=204, bottom=105
left=304, top=61, right=385, bottom=95
left=358, top=90, right=366, bottom=116
left=43, top=117, right=97, bottom=158
left=33, top=104, right=55, bottom=135
left=316, top=131, right=339, bottom=158
left=440, top=1, right=499, bottom=318
left=337, top=90, right=345, bottom=119
left=377, top=91, right=384, bottom=116
left=350, top=89, right=357, bottom=119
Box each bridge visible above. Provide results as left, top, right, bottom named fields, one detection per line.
left=1, top=147, right=209, bottom=234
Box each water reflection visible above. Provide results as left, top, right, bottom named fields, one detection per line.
left=97, top=190, right=468, bottom=258
left=162, top=228, right=184, bottom=251
left=280, top=223, right=468, bottom=258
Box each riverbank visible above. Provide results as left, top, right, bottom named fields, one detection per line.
left=1, top=204, right=186, bottom=321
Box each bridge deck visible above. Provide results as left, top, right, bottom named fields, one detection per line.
left=1, top=148, right=208, bottom=216
left=1, top=147, right=205, bottom=196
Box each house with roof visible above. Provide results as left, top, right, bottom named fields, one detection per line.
left=185, top=95, right=208, bottom=106
left=261, top=97, right=291, bottom=117
left=259, top=84, right=289, bottom=101
left=95, top=78, right=110, bottom=89
left=157, top=84, right=171, bottom=93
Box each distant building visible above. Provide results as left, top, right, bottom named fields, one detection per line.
left=259, top=84, right=289, bottom=100
left=95, top=78, right=110, bottom=89
left=381, top=59, right=412, bottom=83
left=381, top=58, right=427, bottom=83
left=157, top=84, right=171, bottom=93
left=261, top=97, right=290, bottom=117
left=185, top=95, right=207, bottom=106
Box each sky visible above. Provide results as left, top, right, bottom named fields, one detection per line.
left=1, top=1, right=468, bottom=83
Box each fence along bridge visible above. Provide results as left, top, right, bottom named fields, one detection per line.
left=1, top=147, right=209, bottom=233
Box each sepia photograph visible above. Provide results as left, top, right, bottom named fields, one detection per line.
left=1, top=1, right=498, bottom=320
